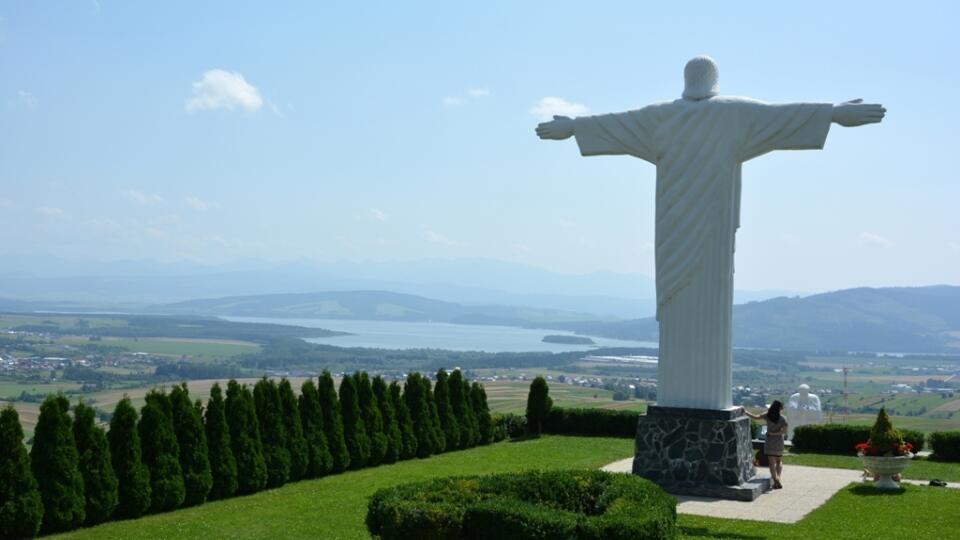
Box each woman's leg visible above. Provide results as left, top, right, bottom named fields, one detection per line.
left=767, top=458, right=777, bottom=482
left=775, top=457, right=783, bottom=479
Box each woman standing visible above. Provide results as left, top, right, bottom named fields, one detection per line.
left=743, top=401, right=788, bottom=489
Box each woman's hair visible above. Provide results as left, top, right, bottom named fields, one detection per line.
left=768, top=400, right=783, bottom=423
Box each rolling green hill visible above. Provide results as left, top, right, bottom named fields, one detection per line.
left=559, top=286, right=960, bottom=353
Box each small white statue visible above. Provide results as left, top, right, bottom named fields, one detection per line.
left=786, top=384, right=822, bottom=439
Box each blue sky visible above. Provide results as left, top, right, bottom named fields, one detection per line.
left=1, top=1, right=958, bottom=292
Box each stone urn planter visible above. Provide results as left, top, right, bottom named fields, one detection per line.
left=860, top=453, right=913, bottom=490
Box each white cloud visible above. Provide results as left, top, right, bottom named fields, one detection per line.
left=442, top=96, right=464, bottom=106
left=443, top=88, right=490, bottom=107
left=859, top=232, right=891, bottom=248
left=425, top=229, right=462, bottom=247
left=36, top=206, right=66, bottom=219
left=530, top=96, right=589, bottom=121
left=185, top=69, right=263, bottom=113
left=185, top=196, right=217, bottom=211
left=92, top=0, right=100, bottom=12
left=948, top=241, right=960, bottom=251
left=16, top=90, right=37, bottom=109
left=124, top=189, right=163, bottom=206
left=468, top=88, right=490, bottom=97
left=368, top=208, right=387, bottom=222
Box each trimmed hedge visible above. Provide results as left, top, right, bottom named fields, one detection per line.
left=544, top=407, right=639, bottom=438
left=792, top=424, right=926, bottom=454
left=929, top=431, right=960, bottom=462
left=366, top=469, right=677, bottom=540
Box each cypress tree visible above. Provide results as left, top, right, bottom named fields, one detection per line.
left=298, top=379, right=332, bottom=477
left=372, top=376, right=401, bottom=464
left=254, top=378, right=291, bottom=487
left=139, top=389, right=185, bottom=512
left=204, top=383, right=237, bottom=500
left=318, top=371, right=350, bottom=472
left=449, top=370, right=478, bottom=448
left=390, top=381, right=417, bottom=460
left=109, top=397, right=150, bottom=518
left=339, top=375, right=370, bottom=469
left=0, top=406, right=43, bottom=539
left=403, top=373, right=430, bottom=458
left=73, top=401, right=118, bottom=525
left=225, top=380, right=267, bottom=494
left=31, top=393, right=85, bottom=533
left=422, top=376, right=446, bottom=453
left=355, top=372, right=388, bottom=466
left=526, top=376, right=553, bottom=437
left=278, top=378, right=309, bottom=481
left=471, top=382, right=493, bottom=445
left=170, top=383, right=212, bottom=506
left=433, top=370, right=458, bottom=452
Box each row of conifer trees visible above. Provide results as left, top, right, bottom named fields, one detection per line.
left=0, top=369, right=492, bottom=538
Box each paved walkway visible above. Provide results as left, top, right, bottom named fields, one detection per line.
left=603, top=458, right=862, bottom=523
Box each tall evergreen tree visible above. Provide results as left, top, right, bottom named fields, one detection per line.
left=372, top=376, right=401, bottom=464
left=354, top=372, right=388, bottom=466
left=471, top=382, right=493, bottom=445
left=339, top=375, right=370, bottom=469
left=526, top=377, right=553, bottom=437
left=0, top=406, right=43, bottom=539
left=31, top=393, right=85, bottom=533
left=298, top=379, right=332, bottom=478
left=318, top=371, right=350, bottom=472
left=253, top=378, right=291, bottom=487
left=169, top=383, right=212, bottom=506
left=449, top=370, right=478, bottom=448
left=403, top=373, right=430, bottom=458
left=390, top=381, right=417, bottom=460
left=139, top=389, right=185, bottom=512
left=204, top=383, right=237, bottom=500
left=423, top=376, right=446, bottom=453
left=73, top=401, right=118, bottom=525
left=433, top=370, right=458, bottom=453
left=278, top=378, right=309, bottom=481
left=225, top=380, right=267, bottom=494
left=109, top=397, right=150, bottom=518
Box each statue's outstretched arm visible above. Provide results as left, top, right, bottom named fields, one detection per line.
left=535, top=115, right=575, bottom=140
left=832, top=99, right=886, bottom=127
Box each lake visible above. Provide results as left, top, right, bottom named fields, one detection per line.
left=222, top=316, right=658, bottom=353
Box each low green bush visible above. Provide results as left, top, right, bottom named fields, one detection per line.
left=367, top=469, right=676, bottom=540
left=543, top=407, right=639, bottom=438
left=492, top=413, right=527, bottom=440
left=792, top=424, right=925, bottom=454
left=929, top=431, right=960, bottom=462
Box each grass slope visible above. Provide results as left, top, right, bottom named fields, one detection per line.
left=785, top=452, right=960, bottom=482
left=50, top=435, right=633, bottom=539
left=680, top=483, right=960, bottom=539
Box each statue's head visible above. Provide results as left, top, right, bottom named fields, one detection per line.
left=798, top=383, right=810, bottom=397
left=683, top=56, right=719, bottom=100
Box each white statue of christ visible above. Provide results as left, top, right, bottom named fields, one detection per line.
left=536, top=56, right=885, bottom=410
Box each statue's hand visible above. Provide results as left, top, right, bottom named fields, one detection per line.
left=832, top=98, right=886, bottom=127
left=535, top=115, right=575, bottom=140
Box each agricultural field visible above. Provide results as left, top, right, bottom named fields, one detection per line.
left=483, top=380, right=648, bottom=414
left=56, top=335, right=262, bottom=359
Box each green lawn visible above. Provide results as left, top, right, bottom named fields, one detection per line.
left=784, top=452, right=960, bottom=482
left=679, top=483, right=960, bottom=539
left=50, top=436, right=634, bottom=539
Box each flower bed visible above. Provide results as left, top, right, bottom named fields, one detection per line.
left=366, top=469, right=676, bottom=539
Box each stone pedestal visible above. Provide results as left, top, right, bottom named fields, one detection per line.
left=632, top=406, right=770, bottom=501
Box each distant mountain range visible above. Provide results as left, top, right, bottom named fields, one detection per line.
left=556, top=286, right=960, bottom=353
left=159, top=290, right=614, bottom=326
left=0, top=255, right=799, bottom=318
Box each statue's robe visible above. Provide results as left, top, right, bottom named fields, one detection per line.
left=574, top=97, right=833, bottom=409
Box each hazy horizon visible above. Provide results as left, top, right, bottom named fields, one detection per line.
left=3, top=1, right=958, bottom=294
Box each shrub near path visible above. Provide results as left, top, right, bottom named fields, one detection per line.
left=49, top=436, right=633, bottom=540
